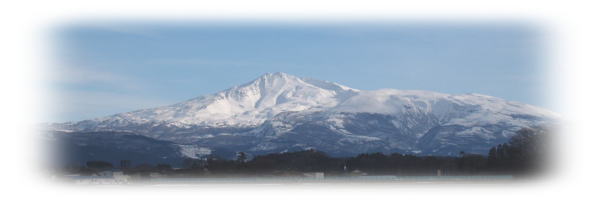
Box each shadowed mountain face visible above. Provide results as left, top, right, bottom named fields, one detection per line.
left=51, top=73, right=558, bottom=159
left=51, top=131, right=192, bottom=167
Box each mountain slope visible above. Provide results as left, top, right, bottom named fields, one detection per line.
left=79, top=72, right=359, bottom=128
left=53, top=72, right=558, bottom=157
left=51, top=131, right=211, bottom=167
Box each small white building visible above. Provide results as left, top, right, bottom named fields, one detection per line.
left=112, top=171, right=131, bottom=183
left=67, top=171, right=130, bottom=184
left=149, top=172, right=163, bottom=178
left=303, top=172, right=325, bottom=179
left=350, top=169, right=367, bottom=176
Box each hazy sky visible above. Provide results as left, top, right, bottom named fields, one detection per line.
left=50, top=22, right=546, bottom=122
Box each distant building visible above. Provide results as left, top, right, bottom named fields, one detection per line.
left=303, top=172, right=325, bottom=179
left=96, top=170, right=113, bottom=177
left=350, top=169, right=367, bottom=176
left=149, top=172, right=163, bottom=178
left=66, top=170, right=130, bottom=184
left=356, top=175, right=398, bottom=180
left=72, top=176, right=117, bottom=185
left=120, top=160, right=131, bottom=170
left=112, top=171, right=131, bottom=183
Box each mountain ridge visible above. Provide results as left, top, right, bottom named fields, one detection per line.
left=51, top=72, right=558, bottom=158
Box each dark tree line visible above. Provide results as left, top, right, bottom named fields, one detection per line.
left=173, top=149, right=490, bottom=176
left=62, top=127, right=549, bottom=177
left=174, top=126, right=548, bottom=177
left=486, top=127, right=549, bottom=176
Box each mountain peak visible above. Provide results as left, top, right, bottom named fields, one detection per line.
left=224, top=72, right=357, bottom=111
left=262, top=72, right=292, bottom=78
left=251, top=72, right=302, bottom=86
left=249, top=72, right=358, bottom=92
left=98, top=73, right=360, bottom=126
left=253, top=72, right=299, bottom=82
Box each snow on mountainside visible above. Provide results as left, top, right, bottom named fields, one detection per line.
left=333, top=89, right=556, bottom=127
left=93, top=72, right=359, bottom=127
left=53, top=72, right=558, bottom=157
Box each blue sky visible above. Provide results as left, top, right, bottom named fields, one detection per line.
left=50, top=22, right=546, bottom=122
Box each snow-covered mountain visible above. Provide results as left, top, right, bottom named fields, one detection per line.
left=53, top=72, right=558, bottom=158
left=96, top=72, right=358, bottom=127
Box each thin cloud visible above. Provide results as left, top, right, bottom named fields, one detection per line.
left=49, top=67, right=143, bottom=91
left=50, top=90, right=172, bottom=122
left=82, top=23, right=160, bottom=38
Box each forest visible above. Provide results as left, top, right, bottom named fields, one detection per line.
left=65, top=127, right=549, bottom=178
